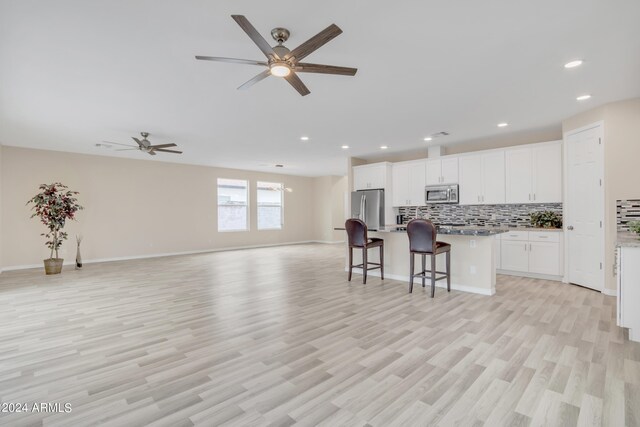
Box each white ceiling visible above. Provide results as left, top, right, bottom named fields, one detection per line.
left=1, top=0, right=639, bottom=176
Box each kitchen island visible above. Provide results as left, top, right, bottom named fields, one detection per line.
left=338, top=225, right=508, bottom=295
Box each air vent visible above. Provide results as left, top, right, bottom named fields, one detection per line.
left=431, top=132, right=450, bottom=138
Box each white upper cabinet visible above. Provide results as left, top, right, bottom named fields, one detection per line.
left=459, top=152, right=505, bottom=204
left=505, top=141, right=562, bottom=204
left=392, top=160, right=426, bottom=206
left=459, top=155, right=483, bottom=205
left=532, top=143, right=562, bottom=203
left=441, top=158, right=459, bottom=184
left=505, top=147, right=533, bottom=204
left=482, top=151, right=506, bottom=204
left=353, top=163, right=390, bottom=191
left=425, top=158, right=458, bottom=185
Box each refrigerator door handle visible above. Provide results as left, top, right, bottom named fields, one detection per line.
left=362, top=195, right=367, bottom=224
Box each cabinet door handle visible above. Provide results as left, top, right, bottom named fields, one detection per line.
left=528, top=193, right=531, bottom=201
left=529, top=243, right=532, bottom=251
left=533, top=193, right=536, bottom=201
left=477, top=195, right=480, bottom=202
left=524, top=243, right=527, bottom=251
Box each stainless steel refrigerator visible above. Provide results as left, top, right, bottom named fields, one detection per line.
left=351, top=189, right=385, bottom=230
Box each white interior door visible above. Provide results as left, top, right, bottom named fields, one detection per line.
left=565, top=125, right=603, bottom=291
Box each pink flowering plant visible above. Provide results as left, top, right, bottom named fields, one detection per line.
left=27, top=183, right=83, bottom=259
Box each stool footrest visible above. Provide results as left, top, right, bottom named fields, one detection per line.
left=353, top=262, right=382, bottom=271
left=412, top=272, right=448, bottom=282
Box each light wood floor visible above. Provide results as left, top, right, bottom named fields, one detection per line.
left=0, top=243, right=639, bottom=426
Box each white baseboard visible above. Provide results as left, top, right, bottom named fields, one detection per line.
left=0, top=240, right=336, bottom=272
left=346, top=268, right=495, bottom=296
left=602, top=288, right=617, bottom=297
left=497, top=269, right=564, bottom=282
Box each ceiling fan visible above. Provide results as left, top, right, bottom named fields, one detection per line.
left=195, top=15, right=357, bottom=96
left=102, top=132, right=183, bottom=156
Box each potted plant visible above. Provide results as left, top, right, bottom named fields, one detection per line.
left=27, top=183, right=83, bottom=275
left=530, top=210, right=562, bottom=229
left=628, top=221, right=640, bottom=238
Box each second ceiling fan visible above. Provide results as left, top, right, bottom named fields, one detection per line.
left=196, top=15, right=357, bottom=96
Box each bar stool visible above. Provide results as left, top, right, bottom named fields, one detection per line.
left=406, top=219, right=451, bottom=296
left=345, top=219, right=384, bottom=284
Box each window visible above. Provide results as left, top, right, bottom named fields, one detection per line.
left=257, top=181, right=284, bottom=230
left=217, top=178, right=248, bottom=231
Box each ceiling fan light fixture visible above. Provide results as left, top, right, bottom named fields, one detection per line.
left=270, top=63, right=291, bottom=77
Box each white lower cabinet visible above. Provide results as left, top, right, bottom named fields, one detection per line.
left=498, top=231, right=563, bottom=277
left=529, top=241, right=561, bottom=276
left=501, top=240, right=529, bottom=272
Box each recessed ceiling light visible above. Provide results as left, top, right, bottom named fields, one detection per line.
left=497, top=123, right=509, bottom=128
left=564, top=60, right=583, bottom=69
left=300, top=136, right=309, bottom=141
left=424, top=137, right=433, bottom=141
left=576, top=94, right=592, bottom=101
left=380, top=145, right=388, bottom=150
left=341, top=145, right=349, bottom=149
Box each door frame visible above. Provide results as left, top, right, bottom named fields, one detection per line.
left=562, top=121, right=605, bottom=291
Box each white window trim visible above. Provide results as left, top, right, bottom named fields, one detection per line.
left=217, top=178, right=250, bottom=232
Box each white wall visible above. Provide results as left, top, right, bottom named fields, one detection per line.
left=0, top=146, right=327, bottom=270
left=313, top=175, right=348, bottom=243
left=0, top=144, right=3, bottom=269
left=563, top=97, right=640, bottom=292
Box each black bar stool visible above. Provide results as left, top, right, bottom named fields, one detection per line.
left=345, top=219, right=384, bottom=284
left=406, top=219, right=451, bottom=296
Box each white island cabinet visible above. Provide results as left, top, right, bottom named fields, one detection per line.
left=617, top=234, right=640, bottom=342
left=346, top=228, right=507, bottom=296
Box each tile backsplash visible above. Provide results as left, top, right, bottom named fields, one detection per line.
left=617, top=199, right=640, bottom=231
left=397, top=203, right=563, bottom=227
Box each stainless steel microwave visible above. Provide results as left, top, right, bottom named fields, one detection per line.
left=425, top=184, right=459, bottom=204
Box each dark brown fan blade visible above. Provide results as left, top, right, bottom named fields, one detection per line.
left=238, top=69, right=271, bottom=90
left=153, top=148, right=183, bottom=154
left=231, top=15, right=279, bottom=60
left=284, top=72, right=310, bottom=96
left=149, top=143, right=177, bottom=149
left=195, top=56, right=267, bottom=66
left=115, top=148, right=139, bottom=151
left=285, top=24, right=342, bottom=62
left=295, top=62, right=357, bottom=76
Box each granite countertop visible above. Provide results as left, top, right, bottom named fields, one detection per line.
left=334, top=224, right=562, bottom=236
left=617, top=231, right=640, bottom=248
left=378, top=225, right=508, bottom=236
left=334, top=225, right=508, bottom=236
